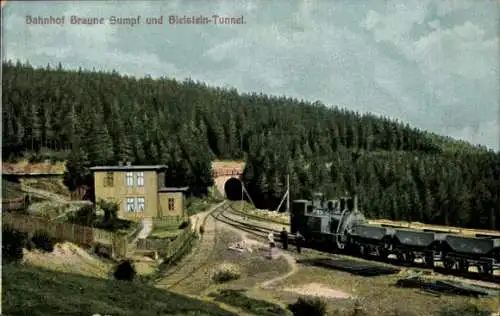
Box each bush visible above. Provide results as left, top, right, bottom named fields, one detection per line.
left=114, top=260, right=136, bottom=281
left=31, top=230, right=55, bottom=252
left=288, top=297, right=327, bottom=316
left=199, top=225, right=205, bottom=235
left=438, top=304, right=491, bottom=316
left=68, top=204, right=96, bottom=226
left=178, top=221, right=189, bottom=229
left=212, top=263, right=241, bottom=283
left=2, top=226, right=28, bottom=263
left=98, top=199, right=119, bottom=228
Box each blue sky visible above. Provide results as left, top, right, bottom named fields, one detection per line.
left=2, top=0, right=499, bottom=151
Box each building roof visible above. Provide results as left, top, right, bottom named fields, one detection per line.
left=158, top=186, right=189, bottom=193
left=89, top=165, right=167, bottom=172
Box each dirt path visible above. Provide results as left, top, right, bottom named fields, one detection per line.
left=219, top=223, right=300, bottom=290
left=259, top=252, right=299, bottom=289
left=21, top=184, right=75, bottom=204
left=155, top=202, right=225, bottom=291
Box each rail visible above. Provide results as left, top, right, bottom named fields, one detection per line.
left=155, top=201, right=226, bottom=290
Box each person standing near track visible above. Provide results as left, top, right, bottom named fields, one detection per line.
left=268, top=231, right=275, bottom=248
left=295, top=230, right=304, bottom=254
left=280, top=227, right=288, bottom=250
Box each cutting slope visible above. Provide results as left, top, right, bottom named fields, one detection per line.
left=2, top=264, right=236, bottom=316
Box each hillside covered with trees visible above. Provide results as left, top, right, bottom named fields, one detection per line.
left=2, top=61, right=499, bottom=230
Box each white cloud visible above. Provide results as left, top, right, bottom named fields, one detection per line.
left=2, top=0, right=499, bottom=151
left=435, top=0, right=475, bottom=17
left=412, top=22, right=498, bottom=79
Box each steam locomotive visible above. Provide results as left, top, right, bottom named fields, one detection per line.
left=290, top=193, right=500, bottom=276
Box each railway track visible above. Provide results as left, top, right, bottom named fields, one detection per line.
left=155, top=202, right=225, bottom=291
left=220, top=207, right=500, bottom=284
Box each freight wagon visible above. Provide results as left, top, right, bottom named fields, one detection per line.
left=290, top=193, right=500, bottom=277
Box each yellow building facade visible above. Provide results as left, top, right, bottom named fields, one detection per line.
left=90, top=165, right=188, bottom=221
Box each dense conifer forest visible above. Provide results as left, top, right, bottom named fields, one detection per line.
left=2, top=61, right=499, bottom=230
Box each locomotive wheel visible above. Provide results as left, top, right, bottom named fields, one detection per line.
left=359, top=245, right=370, bottom=258
left=404, top=253, right=415, bottom=264
left=423, top=254, right=434, bottom=268
left=359, top=245, right=366, bottom=257
left=378, top=249, right=389, bottom=261
left=443, top=258, right=455, bottom=270
left=396, top=252, right=405, bottom=263
left=458, top=259, right=469, bottom=272
left=479, top=263, right=493, bottom=275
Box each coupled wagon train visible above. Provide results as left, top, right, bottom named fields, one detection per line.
left=290, top=193, right=500, bottom=277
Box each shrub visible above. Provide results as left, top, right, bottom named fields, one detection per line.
left=2, top=226, right=28, bottom=263
left=288, top=297, right=327, bottom=316
left=68, top=204, right=96, bottom=226
left=212, top=262, right=241, bottom=283
left=114, top=260, right=136, bottom=281
left=98, top=199, right=119, bottom=228
left=178, top=221, right=189, bottom=229
left=199, top=225, right=205, bottom=235
left=31, top=230, right=55, bottom=252
left=438, top=304, right=490, bottom=316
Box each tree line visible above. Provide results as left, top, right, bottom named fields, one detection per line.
left=2, top=60, right=499, bottom=229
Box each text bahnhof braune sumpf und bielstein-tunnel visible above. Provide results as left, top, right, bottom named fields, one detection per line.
left=25, top=14, right=246, bottom=26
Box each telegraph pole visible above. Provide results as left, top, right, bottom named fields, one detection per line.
left=286, top=173, right=290, bottom=213
left=241, top=181, right=244, bottom=211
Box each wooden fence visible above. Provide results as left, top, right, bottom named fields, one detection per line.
left=3, top=213, right=95, bottom=245
left=3, top=213, right=130, bottom=257
left=136, top=219, right=194, bottom=259
left=3, top=212, right=194, bottom=259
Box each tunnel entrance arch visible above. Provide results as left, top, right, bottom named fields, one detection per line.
left=224, top=177, right=243, bottom=201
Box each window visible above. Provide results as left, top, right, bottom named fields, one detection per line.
left=126, top=172, right=134, bottom=187
left=136, top=197, right=145, bottom=212
left=104, top=172, right=114, bottom=187
left=168, top=198, right=175, bottom=211
left=126, top=198, right=135, bottom=212
left=136, top=172, right=144, bottom=187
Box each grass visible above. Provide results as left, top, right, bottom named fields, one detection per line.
left=208, top=289, right=289, bottom=316
left=270, top=250, right=500, bottom=316
left=151, top=216, right=187, bottom=239
left=174, top=229, right=290, bottom=296
left=3, top=263, right=237, bottom=316
left=187, top=196, right=224, bottom=216
left=93, top=216, right=140, bottom=234
left=29, top=201, right=75, bottom=219
left=20, top=178, right=70, bottom=197
left=229, top=201, right=290, bottom=225
left=150, top=228, right=184, bottom=239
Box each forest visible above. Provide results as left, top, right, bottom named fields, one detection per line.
left=2, top=60, right=499, bottom=230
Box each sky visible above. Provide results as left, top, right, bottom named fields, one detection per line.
left=2, top=0, right=499, bottom=151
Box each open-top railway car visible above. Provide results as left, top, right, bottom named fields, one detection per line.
left=290, top=193, right=500, bottom=277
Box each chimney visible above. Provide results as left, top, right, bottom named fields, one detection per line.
left=126, top=161, right=132, bottom=166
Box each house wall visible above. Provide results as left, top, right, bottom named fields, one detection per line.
left=93, top=170, right=158, bottom=221
left=158, top=192, right=185, bottom=217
